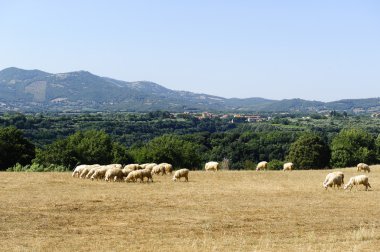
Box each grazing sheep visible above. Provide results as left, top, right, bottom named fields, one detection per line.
left=79, top=164, right=101, bottom=179
left=124, top=164, right=141, bottom=171
left=160, top=163, right=173, bottom=174
left=172, top=169, right=189, bottom=182
left=140, top=163, right=148, bottom=169
left=125, top=170, right=143, bottom=182
left=357, top=163, right=370, bottom=173
left=344, top=175, right=371, bottom=191
left=323, top=172, right=344, bottom=190
left=256, top=161, right=268, bottom=171
left=121, top=168, right=133, bottom=177
left=107, top=164, right=122, bottom=169
left=140, top=169, right=154, bottom=183
left=105, top=167, right=124, bottom=182
left=283, top=162, right=294, bottom=171
left=72, top=164, right=96, bottom=178
left=151, top=164, right=166, bottom=176
left=205, top=161, right=219, bottom=171
left=85, top=165, right=102, bottom=179
left=144, top=163, right=158, bottom=172
left=91, top=167, right=110, bottom=181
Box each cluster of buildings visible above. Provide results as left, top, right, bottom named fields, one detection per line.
left=176, top=111, right=266, bottom=123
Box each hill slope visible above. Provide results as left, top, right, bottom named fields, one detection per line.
left=0, top=67, right=379, bottom=113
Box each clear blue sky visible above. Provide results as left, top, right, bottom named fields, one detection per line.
left=1, top=1, right=379, bottom=101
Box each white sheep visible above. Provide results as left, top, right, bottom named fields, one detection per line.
left=151, top=164, right=166, bottom=175
left=205, top=161, right=219, bottom=171
left=85, top=165, right=102, bottom=179
left=172, top=169, right=189, bottom=182
left=125, top=170, right=143, bottom=182
left=323, top=172, right=344, bottom=190
left=79, top=164, right=101, bottom=179
left=124, top=164, right=141, bottom=171
left=283, top=162, right=294, bottom=171
left=107, top=164, right=122, bottom=169
left=160, top=163, right=173, bottom=174
left=72, top=164, right=91, bottom=178
left=357, top=163, right=370, bottom=173
left=256, top=161, right=268, bottom=171
left=344, top=175, right=371, bottom=191
left=91, top=167, right=110, bottom=181
left=144, top=163, right=158, bottom=172
left=105, top=167, right=124, bottom=182
left=140, top=169, right=154, bottom=183
left=121, top=167, right=133, bottom=177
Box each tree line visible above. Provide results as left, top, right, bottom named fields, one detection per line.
left=1, top=112, right=380, bottom=171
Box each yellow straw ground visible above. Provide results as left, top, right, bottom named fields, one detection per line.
left=1, top=166, right=379, bottom=251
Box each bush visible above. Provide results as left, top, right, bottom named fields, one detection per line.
left=287, top=133, right=330, bottom=169
left=331, top=128, right=376, bottom=167
left=243, top=160, right=256, bottom=170
left=267, top=160, right=284, bottom=170
left=0, top=126, right=35, bottom=170
left=7, top=163, right=69, bottom=172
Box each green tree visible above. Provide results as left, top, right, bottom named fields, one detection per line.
left=286, top=133, right=330, bottom=169
left=69, top=130, right=113, bottom=165
left=331, top=128, right=376, bottom=167
left=111, top=142, right=132, bottom=164
left=131, top=134, right=202, bottom=169
left=0, top=127, right=35, bottom=170
left=35, top=130, right=127, bottom=168
left=34, top=139, right=78, bottom=168
left=376, top=134, right=380, bottom=162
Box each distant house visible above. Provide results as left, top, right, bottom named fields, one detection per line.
left=246, top=115, right=262, bottom=122
left=231, top=114, right=263, bottom=123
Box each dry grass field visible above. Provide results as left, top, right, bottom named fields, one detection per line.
left=1, top=167, right=380, bottom=252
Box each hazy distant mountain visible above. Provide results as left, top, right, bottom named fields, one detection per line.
left=0, top=67, right=379, bottom=113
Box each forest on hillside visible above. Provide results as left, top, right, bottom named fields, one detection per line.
left=1, top=111, right=380, bottom=171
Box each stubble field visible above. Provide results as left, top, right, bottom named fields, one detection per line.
left=1, top=167, right=379, bottom=252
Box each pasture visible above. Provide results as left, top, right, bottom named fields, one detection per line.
left=1, top=167, right=380, bottom=251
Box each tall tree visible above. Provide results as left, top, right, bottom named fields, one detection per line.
left=35, top=130, right=130, bottom=168
left=287, top=133, right=330, bottom=169
left=0, top=127, right=35, bottom=170
left=131, top=134, right=202, bottom=169
left=331, top=128, right=376, bottom=167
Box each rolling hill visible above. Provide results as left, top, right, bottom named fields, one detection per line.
left=0, top=67, right=379, bottom=113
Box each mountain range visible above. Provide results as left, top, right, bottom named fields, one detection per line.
left=0, top=67, right=379, bottom=113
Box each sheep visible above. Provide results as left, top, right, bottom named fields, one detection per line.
left=323, top=171, right=344, bottom=187
left=85, top=165, right=102, bottom=179
left=72, top=164, right=93, bottom=178
left=79, top=164, right=100, bottom=179
left=106, top=164, right=122, bottom=169
left=151, top=164, right=166, bottom=176
left=124, top=164, right=141, bottom=171
left=172, top=169, right=189, bottom=182
left=91, top=167, right=110, bottom=181
left=205, top=161, right=219, bottom=171
left=140, top=169, right=154, bottom=183
left=121, top=167, right=134, bottom=177
left=105, top=167, right=124, bottom=182
left=160, top=163, right=173, bottom=174
left=323, top=172, right=344, bottom=190
left=143, top=163, right=157, bottom=172
left=283, top=162, right=294, bottom=171
left=344, top=175, right=371, bottom=191
left=256, top=161, right=268, bottom=171
left=140, top=163, right=148, bottom=169
left=357, top=163, right=370, bottom=173
left=125, top=170, right=143, bottom=182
